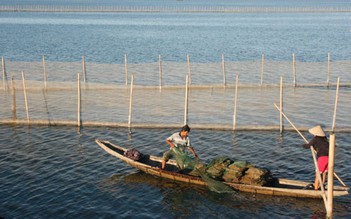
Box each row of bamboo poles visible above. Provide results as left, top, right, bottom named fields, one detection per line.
left=2, top=66, right=342, bottom=133
left=0, top=52, right=346, bottom=132
left=1, top=5, right=351, bottom=13
left=1, top=52, right=345, bottom=92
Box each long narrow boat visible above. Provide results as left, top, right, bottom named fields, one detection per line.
left=95, top=139, right=349, bottom=198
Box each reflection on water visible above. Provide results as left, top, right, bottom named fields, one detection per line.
left=103, top=171, right=340, bottom=218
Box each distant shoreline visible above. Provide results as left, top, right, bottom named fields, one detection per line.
left=1, top=5, right=351, bottom=13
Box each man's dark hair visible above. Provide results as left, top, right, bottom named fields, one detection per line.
left=181, top=124, right=191, bottom=132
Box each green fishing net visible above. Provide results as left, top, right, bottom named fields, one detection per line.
left=170, top=147, right=277, bottom=193
left=172, top=147, right=234, bottom=193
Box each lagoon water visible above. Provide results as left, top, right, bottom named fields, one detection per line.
left=1, top=1, right=351, bottom=218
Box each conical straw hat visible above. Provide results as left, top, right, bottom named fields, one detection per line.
left=308, top=125, right=326, bottom=137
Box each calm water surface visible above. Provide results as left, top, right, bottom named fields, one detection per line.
left=0, top=125, right=350, bottom=218
left=0, top=11, right=351, bottom=63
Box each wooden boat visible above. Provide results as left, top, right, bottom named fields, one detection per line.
left=95, top=139, right=349, bottom=199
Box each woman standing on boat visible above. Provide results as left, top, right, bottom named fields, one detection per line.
left=161, top=125, right=199, bottom=170
left=302, top=125, right=329, bottom=190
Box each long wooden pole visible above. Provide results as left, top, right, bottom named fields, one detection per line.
left=273, top=103, right=327, bottom=207
left=222, top=53, right=226, bottom=87
left=22, top=71, right=30, bottom=125
left=124, top=53, right=128, bottom=86
left=274, top=103, right=307, bottom=140
left=327, top=52, right=331, bottom=88
left=332, top=77, right=340, bottom=133
left=77, top=73, right=81, bottom=127
left=327, top=133, right=335, bottom=219
left=11, top=76, right=16, bottom=119
left=260, top=52, right=264, bottom=86
left=233, top=74, right=239, bottom=130
left=184, top=75, right=189, bottom=125
left=292, top=53, right=297, bottom=87
left=128, top=75, right=134, bottom=130
left=279, top=76, right=283, bottom=133
left=159, top=54, right=162, bottom=91
left=42, top=55, right=47, bottom=90
left=187, top=54, right=191, bottom=85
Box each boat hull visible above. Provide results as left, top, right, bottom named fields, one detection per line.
left=96, top=139, right=349, bottom=199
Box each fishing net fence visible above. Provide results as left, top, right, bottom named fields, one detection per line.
left=1, top=58, right=351, bottom=132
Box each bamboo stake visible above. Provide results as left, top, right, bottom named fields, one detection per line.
left=42, top=55, right=47, bottom=90
left=329, top=77, right=347, bottom=187
left=279, top=76, right=283, bottom=134
left=2, top=56, right=7, bottom=91
left=82, top=55, right=86, bottom=83
left=128, top=75, right=134, bottom=130
left=21, top=71, right=30, bottom=124
left=77, top=73, right=81, bottom=127
left=292, top=53, right=296, bottom=87
left=233, top=74, right=239, bottom=130
left=159, top=54, right=162, bottom=91
left=332, top=77, right=340, bottom=133
left=11, top=76, right=16, bottom=119
left=273, top=103, right=327, bottom=207
left=260, top=52, right=264, bottom=86
left=184, top=75, right=189, bottom=125
left=327, top=133, right=335, bottom=219
left=187, top=54, right=191, bottom=85
left=222, top=53, right=226, bottom=86
left=124, top=53, right=128, bottom=86
left=128, top=75, right=134, bottom=129
left=327, top=52, right=331, bottom=88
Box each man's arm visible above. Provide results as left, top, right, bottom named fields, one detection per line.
left=188, top=146, right=199, bottom=158
left=166, top=139, right=175, bottom=148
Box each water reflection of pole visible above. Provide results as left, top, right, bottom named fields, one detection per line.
left=22, top=71, right=30, bottom=125
left=128, top=75, right=134, bottom=132
left=11, top=76, right=16, bottom=119
left=184, top=75, right=189, bottom=125
left=233, top=74, right=238, bottom=131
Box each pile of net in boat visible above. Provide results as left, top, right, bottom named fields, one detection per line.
left=171, top=147, right=234, bottom=193
left=205, top=157, right=277, bottom=186
left=171, top=147, right=277, bottom=193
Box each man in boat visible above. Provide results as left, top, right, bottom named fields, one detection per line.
left=161, top=125, right=199, bottom=170
left=302, top=125, right=329, bottom=190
